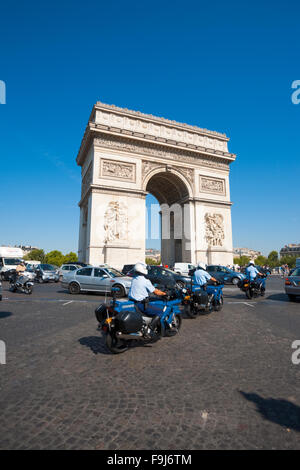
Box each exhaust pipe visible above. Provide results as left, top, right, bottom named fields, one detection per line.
left=116, top=332, right=144, bottom=341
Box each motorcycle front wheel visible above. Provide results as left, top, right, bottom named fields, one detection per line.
left=24, top=285, right=32, bottom=295
left=213, top=295, right=224, bottom=311
left=105, top=332, right=129, bottom=354
left=164, top=314, right=182, bottom=337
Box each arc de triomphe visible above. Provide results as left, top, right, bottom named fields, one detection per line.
left=76, top=102, right=236, bottom=269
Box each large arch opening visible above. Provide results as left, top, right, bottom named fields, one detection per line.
left=145, top=170, right=191, bottom=267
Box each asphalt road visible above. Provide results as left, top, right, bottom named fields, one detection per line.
left=0, top=276, right=300, bottom=449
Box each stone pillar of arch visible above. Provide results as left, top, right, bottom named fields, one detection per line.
left=76, top=102, right=236, bottom=270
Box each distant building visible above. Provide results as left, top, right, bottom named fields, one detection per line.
left=233, top=247, right=262, bottom=259
left=280, top=244, right=300, bottom=257
left=15, top=245, right=40, bottom=255
left=145, top=248, right=161, bottom=262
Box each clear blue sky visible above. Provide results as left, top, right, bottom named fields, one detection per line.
left=1, top=0, right=299, bottom=256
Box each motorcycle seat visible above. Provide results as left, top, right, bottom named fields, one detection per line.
left=134, top=303, right=164, bottom=317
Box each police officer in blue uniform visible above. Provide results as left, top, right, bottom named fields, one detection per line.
left=193, top=262, right=217, bottom=288
left=128, top=262, right=166, bottom=313
left=245, top=261, right=265, bottom=290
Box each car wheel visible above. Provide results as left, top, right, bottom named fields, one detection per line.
left=288, top=294, right=296, bottom=302
left=112, top=284, right=125, bottom=298
left=0, top=273, right=5, bottom=281
left=232, top=277, right=240, bottom=285
left=69, top=282, right=81, bottom=294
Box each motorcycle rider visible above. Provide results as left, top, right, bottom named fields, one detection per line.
left=245, top=261, right=265, bottom=291
left=128, top=262, right=166, bottom=311
left=193, top=262, right=217, bottom=288
left=128, top=262, right=168, bottom=336
left=16, top=261, right=26, bottom=275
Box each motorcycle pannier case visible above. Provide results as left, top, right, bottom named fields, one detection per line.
left=115, top=310, right=143, bottom=333
left=193, top=291, right=208, bottom=306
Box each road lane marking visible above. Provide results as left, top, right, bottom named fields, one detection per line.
left=228, top=301, right=256, bottom=308
left=62, top=301, right=73, bottom=306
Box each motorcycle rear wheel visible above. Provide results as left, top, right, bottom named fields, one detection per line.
left=24, top=286, right=32, bottom=295
left=106, top=332, right=129, bottom=354
left=164, top=314, right=182, bottom=337
left=246, top=288, right=253, bottom=299
left=184, top=304, right=198, bottom=319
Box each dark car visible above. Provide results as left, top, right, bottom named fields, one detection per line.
left=122, top=264, right=135, bottom=275
left=146, top=265, right=191, bottom=288
left=0, top=268, right=16, bottom=281
left=206, top=265, right=245, bottom=285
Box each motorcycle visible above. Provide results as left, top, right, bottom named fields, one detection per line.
left=95, top=286, right=185, bottom=354
left=9, top=272, right=34, bottom=295
left=238, top=275, right=266, bottom=299
left=182, top=280, right=224, bottom=318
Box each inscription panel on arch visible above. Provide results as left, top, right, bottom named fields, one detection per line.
left=100, top=158, right=136, bottom=182
left=199, top=175, right=226, bottom=195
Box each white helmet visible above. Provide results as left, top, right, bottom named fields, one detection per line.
left=134, top=262, right=148, bottom=275
left=197, top=262, right=206, bottom=270
left=248, top=260, right=255, bottom=266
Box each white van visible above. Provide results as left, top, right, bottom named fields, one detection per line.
left=0, top=247, right=24, bottom=277
left=173, top=262, right=195, bottom=276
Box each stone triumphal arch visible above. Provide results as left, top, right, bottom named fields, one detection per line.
left=76, top=102, right=236, bottom=269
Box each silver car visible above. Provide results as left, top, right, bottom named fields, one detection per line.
left=61, top=265, right=132, bottom=297
left=285, top=267, right=300, bottom=301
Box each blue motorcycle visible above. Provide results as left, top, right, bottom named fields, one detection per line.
left=95, top=286, right=185, bottom=354
left=182, top=280, right=224, bottom=318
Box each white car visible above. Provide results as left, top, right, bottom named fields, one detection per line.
left=173, top=263, right=195, bottom=276
left=58, top=264, right=83, bottom=278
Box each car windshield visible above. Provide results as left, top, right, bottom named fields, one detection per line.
left=40, top=264, right=55, bottom=271
left=4, top=258, right=22, bottom=265
left=104, top=268, right=124, bottom=277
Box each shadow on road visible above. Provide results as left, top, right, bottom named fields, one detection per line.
left=0, top=311, right=13, bottom=319
left=79, top=335, right=111, bottom=355
left=240, top=391, right=300, bottom=431
left=266, top=293, right=300, bottom=303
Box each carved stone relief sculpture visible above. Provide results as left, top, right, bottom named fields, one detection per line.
left=101, top=159, right=136, bottom=182
left=104, top=201, right=128, bottom=243
left=200, top=176, right=225, bottom=195
left=205, top=213, right=225, bottom=247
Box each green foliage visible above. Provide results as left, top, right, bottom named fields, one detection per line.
left=23, top=249, right=45, bottom=262
left=267, top=251, right=279, bottom=268
left=24, top=248, right=79, bottom=267
left=145, top=257, right=161, bottom=265
left=63, top=252, right=78, bottom=264
left=233, top=256, right=250, bottom=266
left=45, top=250, right=64, bottom=267
left=255, top=255, right=268, bottom=266
left=279, top=255, right=297, bottom=268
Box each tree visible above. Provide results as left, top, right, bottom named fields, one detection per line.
left=45, top=250, right=64, bottom=267
left=267, top=251, right=279, bottom=268
left=233, top=256, right=250, bottom=266
left=63, top=252, right=78, bottom=264
left=23, top=249, right=45, bottom=262
left=145, top=257, right=161, bottom=265
left=279, top=255, right=296, bottom=268
left=255, top=255, right=268, bottom=266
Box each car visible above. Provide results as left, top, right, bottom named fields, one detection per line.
left=34, top=264, right=60, bottom=283
left=58, top=264, right=83, bottom=278
left=145, top=265, right=191, bottom=289
left=206, top=265, right=245, bottom=285
left=23, top=266, right=37, bottom=281
left=61, top=265, right=132, bottom=297
left=172, top=262, right=196, bottom=276
left=284, top=267, right=300, bottom=301
left=122, top=264, right=135, bottom=275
